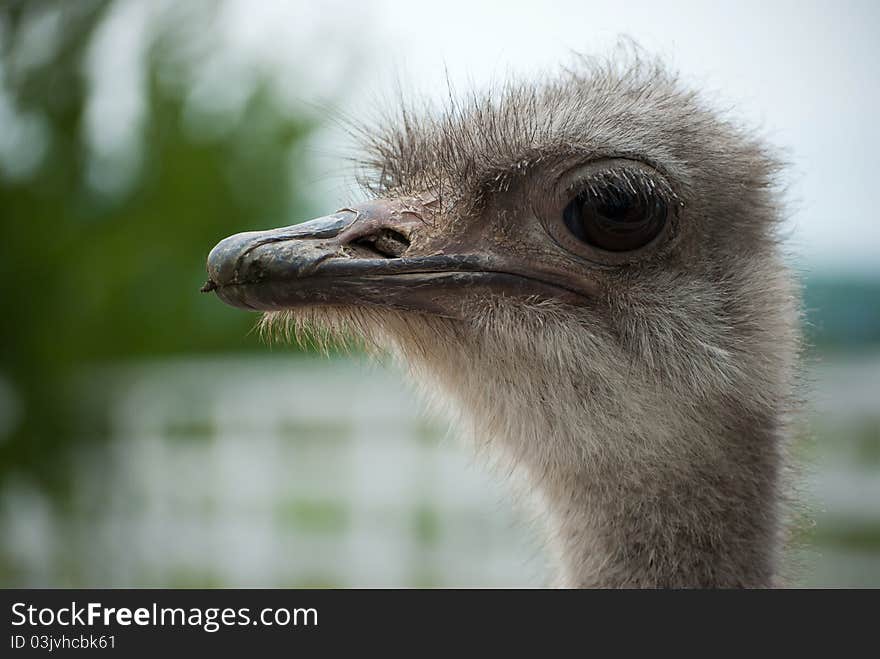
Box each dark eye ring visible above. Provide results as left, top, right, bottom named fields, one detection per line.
left=562, top=183, right=669, bottom=252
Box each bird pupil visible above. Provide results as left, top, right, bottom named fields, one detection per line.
left=597, top=196, right=636, bottom=222
left=561, top=179, right=667, bottom=253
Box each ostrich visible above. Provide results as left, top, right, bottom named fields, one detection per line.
left=202, top=54, right=800, bottom=588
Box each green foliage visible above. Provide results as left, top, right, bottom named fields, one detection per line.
left=0, top=1, right=318, bottom=493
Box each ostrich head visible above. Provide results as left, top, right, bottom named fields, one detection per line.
left=204, top=55, right=800, bottom=588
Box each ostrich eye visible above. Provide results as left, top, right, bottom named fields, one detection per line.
left=562, top=181, right=668, bottom=252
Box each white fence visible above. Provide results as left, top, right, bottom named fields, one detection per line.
left=2, top=356, right=546, bottom=587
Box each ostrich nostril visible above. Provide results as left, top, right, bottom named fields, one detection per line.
left=352, top=228, right=411, bottom=259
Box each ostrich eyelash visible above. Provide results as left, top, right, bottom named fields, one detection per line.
left=564, top=166, right=682, bottom=210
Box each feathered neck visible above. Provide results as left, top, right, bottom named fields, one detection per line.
left=382, top=295, right=794, bottom=588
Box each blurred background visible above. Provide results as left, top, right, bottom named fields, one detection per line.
left=1, top=0, right=878, bottom=587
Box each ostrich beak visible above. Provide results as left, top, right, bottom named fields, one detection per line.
left=204, top=198, right=583, bottom=313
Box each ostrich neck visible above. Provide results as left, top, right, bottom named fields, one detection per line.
left=394, top=310, right=791, bottom=587
left=531, top=409, right=784, bottom=588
